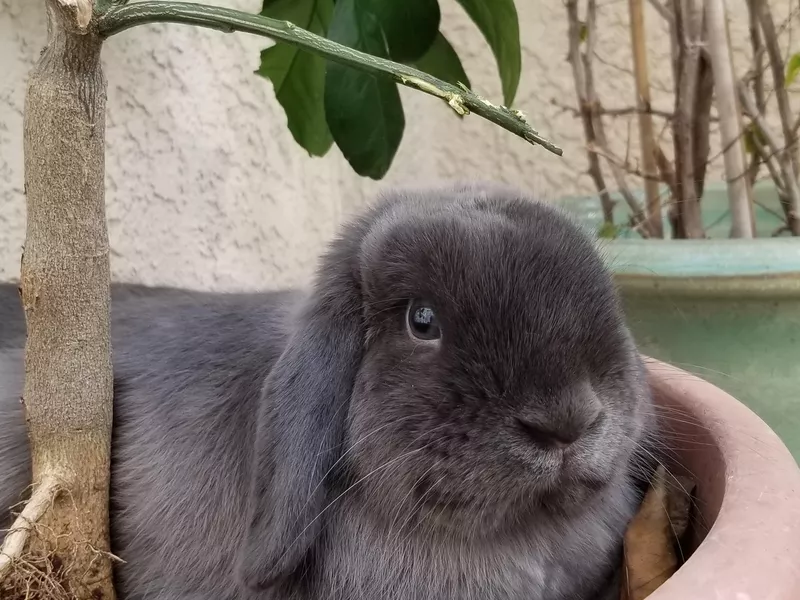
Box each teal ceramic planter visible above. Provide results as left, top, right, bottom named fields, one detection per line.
left=558, top=183, right=800, bottom=460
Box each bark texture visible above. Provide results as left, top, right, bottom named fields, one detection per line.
left=3, top=0, right=116, bottom=597
left=671, top=0, right=705, bottom=238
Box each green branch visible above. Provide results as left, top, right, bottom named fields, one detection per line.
left=95, top=1, right=563, bottom=156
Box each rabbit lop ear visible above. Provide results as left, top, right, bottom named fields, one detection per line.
left=236, top=209, right=389, bottom=592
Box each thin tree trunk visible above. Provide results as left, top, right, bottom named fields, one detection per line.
left=705, top=0, right=754, bottom=238
left=628, top=0, right=663, bottom=237
left=0, top=0, right=116, bottom=597
left=672, top=0, right=705, bottom=238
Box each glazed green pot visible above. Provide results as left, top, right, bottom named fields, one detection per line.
left=558, top=183, right=800, bottom=461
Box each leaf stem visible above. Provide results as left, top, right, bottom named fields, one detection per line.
left=95, top=1, right=562, bottom=156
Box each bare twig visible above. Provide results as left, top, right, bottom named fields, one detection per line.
left=706, top=0, right=754, bottom=237
left=646, top=0, right=673, bottom=23
left=590, top=120, right=652, bottom=236
left=629, top=0, right=663, bottom=236
left=654, top=144, right=679, bottom=202
left=587, top=142, right=666, bottom=184
left=565, top=0, right=616, bottom=224
left=739, top=82, right=800, bottom=234
left=549, top=99, right=688, bottom=121
left=744, top=0, right=767, bottom=190
left=0, top=476, right=61, bottom=578
left=653, top=0, right=681, bottom=89
left=564, top=0, right=653, bottom=235
left=584, top=0, right=651, bottom=235
left=746, top=0, right=767, bottom=117
left=750, top=131, right=786, bottom=195
left=753, top=0, right=800, bottom=179
left=691, top=12, right=714, bottom=203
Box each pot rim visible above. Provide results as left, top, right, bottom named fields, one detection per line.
left=596, top=237, right=800, bottom=278
left=554, top=185, right=800, bottom=284
left=644, top=358, right=800, bottom=599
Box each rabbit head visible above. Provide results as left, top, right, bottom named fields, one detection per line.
left=238, top=182, right=653, bottom=592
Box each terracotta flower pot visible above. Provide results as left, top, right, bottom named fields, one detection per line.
left=644, top=358, right=800, bottom=599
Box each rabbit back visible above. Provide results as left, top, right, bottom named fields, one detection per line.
left=0, top=287, right=300, bottom=600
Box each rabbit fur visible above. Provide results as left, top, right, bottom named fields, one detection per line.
left=0, top=182, right=657, bottom=600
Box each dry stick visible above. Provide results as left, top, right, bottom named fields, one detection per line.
left=672, top=0, right=704, bottom=238
left=585, top=0, right=651, bottom=236
left=646, top=0, right=673, bottom=23
left=592, top=113, right=652, bottom=237
left=746, top=0, right=767, bottom=118
left=751, top=0, right=800, bottom=235
left=691, top=38, right=714, bottom=203
left=587, top=142, right=666, bottom=184
left=750, top=134, right=788, bottom=215
left=628, top=0, right=663, bottom=237
left=0, top=477, right=61, bottom=578
left=649, top=0, right=690, bottom=238
left=654, top=144, right=679, bottom=202
left=649, top=0, right=680, bottom=92
left=745, top=0, right=766, bottom=188
left=638, top=7, right=715, bottom=240
left=664, top=0, right=792, bottom=229
left=565, top=0, right=615, bottom=224
left=746, top=119, right=787, bottom=196
left=754, top=0, right=800, bottom=181
left=566, top=0, right=650, bottom=235
left=739, top=83, right=800, bottom=235
left=664, top=0, right=683, bottom=237
left=548, top=99, right=696, bottom=122
left=706, top=0, right=754, bottom=238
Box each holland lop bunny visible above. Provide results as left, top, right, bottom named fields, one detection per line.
left=0, top=183, right=656, bottom=600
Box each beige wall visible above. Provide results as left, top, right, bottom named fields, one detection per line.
left=1, top=0, right=796, bottom=291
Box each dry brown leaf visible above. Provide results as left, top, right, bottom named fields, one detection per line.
left=620, top=466, right=695, bottom=600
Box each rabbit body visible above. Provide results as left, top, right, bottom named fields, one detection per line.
left=0, top=183, right=654, bottom=600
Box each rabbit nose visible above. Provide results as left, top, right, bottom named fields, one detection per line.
left=516, top=418, right=579, bottom=449
left=515, top=413, right=600, bottom=449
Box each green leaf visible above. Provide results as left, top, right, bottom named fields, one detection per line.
left=786, top=52, right=800, bottom=88
left=743, top=124, right=756, bottom=155
left=455, top=0, right=521, bottom=106
left=370, top=0, right=440, bottom=62
left=743, top=122, right=768, bottom=155
left=411, top=32, right=471, bottom=90
left=257, top=0, right=334, bottom=157
left=597, top=221, right=620, bottom=239
left=579, top=21, right=588, bottom=43
left=325, top=0, right=405, bottom=179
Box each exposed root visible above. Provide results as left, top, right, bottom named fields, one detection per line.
left=0, top=539, right=123, bottom=600
left=0, top=475, right=61, bottom=580
left=1, top=475, right=122, bottom=599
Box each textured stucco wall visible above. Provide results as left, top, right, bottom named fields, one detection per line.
left=1, top=0, right=797, bottom=291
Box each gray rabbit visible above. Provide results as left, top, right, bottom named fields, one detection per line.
left=0, top=183, right=657, bottom=600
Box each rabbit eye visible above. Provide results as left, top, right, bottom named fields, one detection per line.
left=406, top=299, right=441, bottom=341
